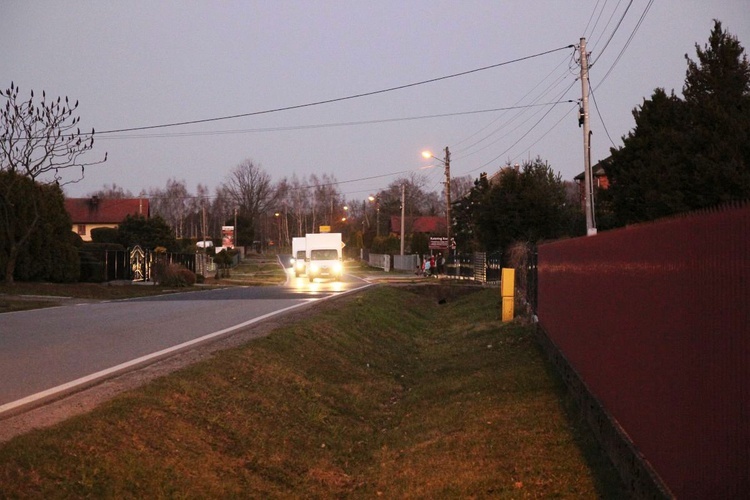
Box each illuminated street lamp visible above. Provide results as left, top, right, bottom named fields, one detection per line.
left=421, top=147, right=452, bottom=250
left=368, top=195, right=380, bottom=237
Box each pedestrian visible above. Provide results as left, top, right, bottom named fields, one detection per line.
left=429, top=255, right=436, bottom=276
left=424, top=257, right=431, bottom=276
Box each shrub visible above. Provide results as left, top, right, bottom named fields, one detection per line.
left=90, top=227, right=119, bottom=244
left=157, top=263, right=196, bottom=287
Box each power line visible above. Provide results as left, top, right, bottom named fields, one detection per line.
left=594, top=0, right=654, bottom=88
left=584, top=0, right=611, bottom=44
left=588, top=80, right=617, bottom=147
left=590, top=0, right=634, bottom=67
left=451, top=49, right=577, bottom=154
left=453, top=75, right=577, bottom=160
left=466, top=79, right=579, bottom=175
left=582, top=0, right=604, bottom=39
left=92, top=101, right=572, bottom=140
left=94, top=45, right=575, bottom=136
left=507, top=102, right=580, bottom=168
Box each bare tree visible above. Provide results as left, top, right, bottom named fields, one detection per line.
left=87, top=183, right=133, bottom=199
left=149, top=179, right=190, bottom=238
left=282, top=174, right=313, bottom=236
left=451, top=175, right=474, bottom=201
left=222, top=159, right=278, bottom=245
left=1, top=82, right=106, bottom=283
left=0, top=82, right=106, bottom=182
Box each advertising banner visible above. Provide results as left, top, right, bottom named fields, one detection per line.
left=221, top=226, right=235, bottom=250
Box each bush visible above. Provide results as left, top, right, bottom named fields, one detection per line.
left=156, top=263, right=196, bottom=287
left=90, top=227, right=119, bottom=244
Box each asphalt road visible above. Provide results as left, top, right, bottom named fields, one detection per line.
left=0, top=269, right=372, bottom=415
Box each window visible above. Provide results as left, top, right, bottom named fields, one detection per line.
left=77, top=224, right=86, bottom=236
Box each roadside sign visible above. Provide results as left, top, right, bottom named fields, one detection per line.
left=429, top=236, right=449, bottom=250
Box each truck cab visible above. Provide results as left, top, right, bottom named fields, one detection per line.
left=305, top=233, right=343, bottom=282
left=291, top=237, right=307, bottom=277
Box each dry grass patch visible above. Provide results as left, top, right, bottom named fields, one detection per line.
left=0, top=286, right=625, bottom=498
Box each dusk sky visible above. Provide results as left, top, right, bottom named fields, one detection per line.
left=3, top=1, right=749, bottom=202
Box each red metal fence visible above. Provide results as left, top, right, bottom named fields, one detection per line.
left=536, top=203, right=749, bottom=499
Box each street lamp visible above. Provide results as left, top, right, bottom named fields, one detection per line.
left=368, top=195, right=380, bottom=237
left=274, top=212, right=282, bottom=251
left=421, top=147, right=452, bottom=252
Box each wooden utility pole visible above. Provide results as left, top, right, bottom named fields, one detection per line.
left=444, top=146, right=452, bottom=247
left=400, top=183, right=405, bottom=255
left=580, top=38, right=597, bottom=236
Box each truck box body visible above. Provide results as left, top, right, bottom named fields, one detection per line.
left=305, top=233, right=343, bottom=282
left=291, top=237, right=307, bottom=276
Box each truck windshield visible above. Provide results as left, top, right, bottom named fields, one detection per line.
left=296, top=251, right=305, bottom=259
left=311, top=249, right=339, bottom=260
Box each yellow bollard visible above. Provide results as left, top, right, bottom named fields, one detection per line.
left=501, top=268, right=515, bottom=322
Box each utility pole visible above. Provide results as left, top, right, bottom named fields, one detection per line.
left=234, top=207, right=238, bottom=248
left=400, top=183, right=405, bottom=255
left=444, top=146, right=452, bottom=249
left=580, top=38, right=597, bottom=236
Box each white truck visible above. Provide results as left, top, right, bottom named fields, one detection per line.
left=291, top=237, right=307, bottom=277
left=305, top=232, right=344, bottom=282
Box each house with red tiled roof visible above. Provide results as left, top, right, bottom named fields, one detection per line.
left=574, top=158, right=610, bottom=211
left=65, top=197, right=150, bottom=242
left=389, top=215, right=446, bottom=236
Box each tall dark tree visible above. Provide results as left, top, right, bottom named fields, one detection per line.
left=0, top=171, right=80, bottom=282
left=471, top=159, right=576, bottom=255
left=452, top=172, right=490, bottom=252
left=606, top=89, right=691, bottom=223
left=116, top=214, right=178, bottom=251
left=607, top=21, right=750, bottom=225
left=682, top=20, right=750, bottom=206
left=0, top=83, right=106, bottom=283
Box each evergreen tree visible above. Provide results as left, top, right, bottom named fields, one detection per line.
left=116, top=214, right=178, bottom=251
left=607, top=20, right=750, bottom=225
left=0, top=171, right=80, bottom=282
left=0, top=83, right=105, bottom=282
left=470, top=158, right=576, bottom=255
left=452, top=173, right=490, bottom=252
left=682, top=20, right=750, bottom=207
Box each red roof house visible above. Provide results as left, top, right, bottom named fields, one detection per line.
left=574, top=158, right=610, bottom=211
left=65, top=197, right=150, bottom=241
left=389, top=215, right=447, bottom=236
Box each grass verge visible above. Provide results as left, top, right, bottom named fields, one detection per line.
left=0, top=286, right=625, bottom=498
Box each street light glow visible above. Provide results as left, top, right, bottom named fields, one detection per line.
left=421, top=150, right=432, bottom=159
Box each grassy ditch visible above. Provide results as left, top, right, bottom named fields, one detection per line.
left=0, top=286, right=625, bottom=498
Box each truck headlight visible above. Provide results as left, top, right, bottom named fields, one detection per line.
left=309, top=263, right=319, bottom=274
left=333, top=262, right=343, bottom=274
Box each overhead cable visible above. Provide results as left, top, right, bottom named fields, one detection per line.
left=94, top=44, right=575, bottom=136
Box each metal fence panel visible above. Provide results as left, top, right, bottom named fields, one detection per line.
left=536, top=204, right=750, bottom=498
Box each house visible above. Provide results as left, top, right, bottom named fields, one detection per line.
left=574, top=158, right=610, bottom=211
left=65, top=197, right=150, bottom=242
left=389, top=215, right=446, bottom=236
